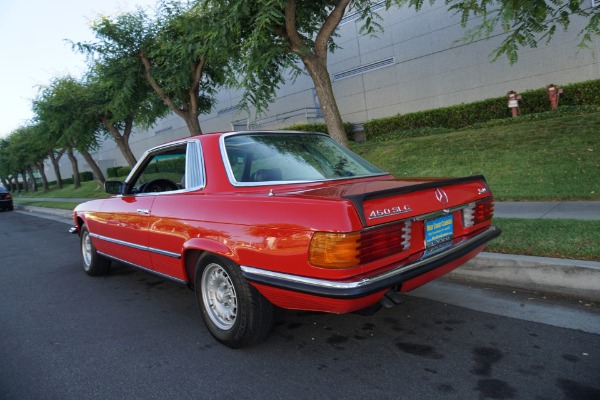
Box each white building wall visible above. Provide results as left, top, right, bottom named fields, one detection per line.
left=47, top=1, right=600, bottom=181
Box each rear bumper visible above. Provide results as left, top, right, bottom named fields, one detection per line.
left=242, top=226, right=501, bottom=299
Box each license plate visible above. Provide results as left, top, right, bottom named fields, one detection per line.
left=425, top=214, right=454, bottom=248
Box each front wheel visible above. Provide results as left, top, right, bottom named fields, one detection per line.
left=195, top=255, right=273, bottom=348
left=80, top=225, right=111, bottom=276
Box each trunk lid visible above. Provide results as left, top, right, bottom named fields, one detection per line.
left=282, top=175, right=492, bottom=227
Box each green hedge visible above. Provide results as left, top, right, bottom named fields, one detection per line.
left=107, top=166, right=133, bottom=178
left=117, top=167, right=132, bottom=177
left=79, top=171, right=94, bottom=182
left=107, top=166, right=121, bottom=178
left=145, top=157, right=185, bottom=174
left=363, top=79, right=600, bottom=141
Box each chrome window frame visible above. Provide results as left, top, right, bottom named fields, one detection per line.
left=123, top=139, right=205, bottom=196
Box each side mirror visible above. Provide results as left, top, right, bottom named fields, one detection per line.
left=105, top=180, right=126, bottom=195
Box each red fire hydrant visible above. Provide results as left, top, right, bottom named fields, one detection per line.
left=546, top=84, right=563, bottom=110
left=507, top=91, right=522, bottom=117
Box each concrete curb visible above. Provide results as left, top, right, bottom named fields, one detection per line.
left=15, top=205, right=73, bottom=220
left=449, top=252, right=600, bottom=302
left=14, top=205, right=600, bottom=302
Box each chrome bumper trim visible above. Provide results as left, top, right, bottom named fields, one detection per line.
left=241, top=226, right=501, bottom=299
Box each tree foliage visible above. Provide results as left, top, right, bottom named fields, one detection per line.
left=0, top=125, right=50, bottom=191
left=78, top=58, right=169, bottom=167
left=203, top=0, right=600, bottom=147
left=449, top=0, right=600, bottom=63
left=79, top=0, right=239, bottom=136
left=33, top=76, right=107, bottom=185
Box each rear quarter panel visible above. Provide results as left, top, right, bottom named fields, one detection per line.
left=149, top=192, right=365, bottom=281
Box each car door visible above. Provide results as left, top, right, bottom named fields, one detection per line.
left=147, top=140, right=204, bottom=281
left=91, top=142, right=189, bottom=271
left=95, top=194, right=156, bottom=269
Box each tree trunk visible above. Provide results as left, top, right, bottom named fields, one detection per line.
left=79, top=149, right=106, bottom=185
left=20, top=170, right=29, bottom=192
left=140, top=53, right=204, bottom=137
left=10, top=176, right=17, bottom=192
left=302, top=55, right=348, bottom=147
left=183, top=113, right=202, bottom=136
left=36, top=161, right=50, bottom=191
left=66, top=147, right=81, bottom=189
left=27, top=167, right=38, bottom=192
left=16, top=175, right=21, bottom=192
left=104, top=118, right=138, bottom=168
left=48, top=149, right=64, bottom=189
left=1, top=177, right=8, bottom=189
left=281, top=0, right=350, bottom=147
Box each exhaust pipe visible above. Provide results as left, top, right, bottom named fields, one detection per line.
left=379, top=289, right=404, bottom=308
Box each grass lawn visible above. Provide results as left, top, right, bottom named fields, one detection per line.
left=7, top=113, right=599, bottom=261
left=487, top=218, right=600, bottom=261
left=13, top=179, right=112, bottom=199
left=352, top=112, right=600, bottom=201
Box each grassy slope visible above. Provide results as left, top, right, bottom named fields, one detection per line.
left=352, top=113, right=600, bottom=201
left=9, top=113, right=600, bottom=260
left=13, top=179, right=113, bottom=199
left=488, top=218, right=600, bottom=261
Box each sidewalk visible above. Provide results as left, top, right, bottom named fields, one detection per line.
left=495, top=201, right=600, bottom=220
left=12, top=200, right=600, bottom=302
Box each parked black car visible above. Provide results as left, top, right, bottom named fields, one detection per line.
left=0, top=187, right=13, bottom=211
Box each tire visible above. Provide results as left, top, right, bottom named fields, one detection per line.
left=80, top=225, right=111, bottom=276
left=195, top=255, right=273, bottom=348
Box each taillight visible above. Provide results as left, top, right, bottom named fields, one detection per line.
left=5, top=194, right=11, bottom=199
left=463, top=198, right=494, bottom=228
left=309, top=232, right=361, bottom=269
left=309, top=220, right=412, bottom=269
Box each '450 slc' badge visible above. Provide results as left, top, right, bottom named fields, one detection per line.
left=369, top=205, right=412, bottom=220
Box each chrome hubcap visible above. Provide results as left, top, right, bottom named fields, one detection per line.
left=201, top=263, right=237, bottom=330
left=82, top=231, right=92, bottom=270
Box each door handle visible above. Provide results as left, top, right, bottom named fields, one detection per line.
left=137, top=209, right=150, bottom=215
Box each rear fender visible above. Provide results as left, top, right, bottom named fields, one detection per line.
left=182, top=238, right=237, bottom=287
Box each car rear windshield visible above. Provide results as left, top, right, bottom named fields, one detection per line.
left=223, top=133, right=385, bottom=184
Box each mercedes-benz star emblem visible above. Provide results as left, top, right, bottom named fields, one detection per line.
left=435, top=188, right=449, bottom=205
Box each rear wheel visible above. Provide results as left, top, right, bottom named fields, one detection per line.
left=80, top=225, right=111, bottom=276
left=195, top=255, right=273, bottom=348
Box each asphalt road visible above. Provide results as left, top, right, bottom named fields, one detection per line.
left=1, top=211, right=599, bottom=400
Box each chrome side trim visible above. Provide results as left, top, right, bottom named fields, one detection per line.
left=90, top=233, right=181, bottom=259
left=241, top=226, right=500, bottom=298
left=97, top=251, right=187, bottom=285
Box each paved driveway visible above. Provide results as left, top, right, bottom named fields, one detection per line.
left=1, top=211, right=599, bottom=400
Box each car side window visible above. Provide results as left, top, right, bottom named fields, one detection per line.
left=129, top=144, right=187, bottom=194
